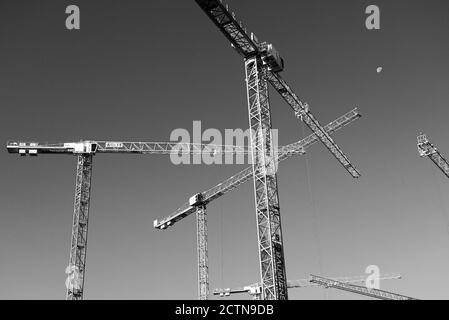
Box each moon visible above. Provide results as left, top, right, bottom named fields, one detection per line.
left=377, top=67, right=383, bottom=73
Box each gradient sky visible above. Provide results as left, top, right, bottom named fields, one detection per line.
left=1, top=0, right=449, bottom=300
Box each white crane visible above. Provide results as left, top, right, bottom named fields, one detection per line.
left=7, top=140, right=247, bottom=300
left=214, top=273, right=402, bottom=300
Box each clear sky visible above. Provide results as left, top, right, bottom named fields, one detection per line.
left=1, top=0, right=449, bottom=300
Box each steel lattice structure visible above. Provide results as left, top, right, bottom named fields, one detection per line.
left=154, top=109, right=361, bottom=230
left=309, top=275, right=418, bottom=300
left=266, top=72, right=361, bottom=178
left=8, top=0, right=363, bottom=301
left=214, top=273, right=402, bottom=299
left=194, top=0, right=361, bottom=178
left=417, top=133, right=449, bottom=178
left=7, top=141, right=249, bottom=156
left=245, top=58, right=287, bottom=299
left=154, top=0, right=361, bottom=300
left=7, top=140, right=244, bottom=300
left=196, top=204, right=209, bottom=300
left=155, top=109, right=361, bottom=299
left=67, top=154, right=93, bottom=300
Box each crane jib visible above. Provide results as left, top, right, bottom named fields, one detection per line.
left=195, top=0, right=259, bottom=58
left=154, top=108, right=361, bottom=230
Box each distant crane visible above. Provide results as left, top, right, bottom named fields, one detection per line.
left=310, top=275, right=418, bottom=300
left=7, top=140, right=248, bottom=300
left=156, top=0, right=362, bottom=300
left=155, top=109, right=361, bottom=300
left=214, top=273, right=402, bottom=300
left=417, top=133, right=449, bottom=178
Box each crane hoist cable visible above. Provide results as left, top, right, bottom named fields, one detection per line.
left=301, top=121, right=328, bottom=300
left=431, top=168, right=449, bottom=272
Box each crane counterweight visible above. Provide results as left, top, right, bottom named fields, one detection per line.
left=260, top=43, right=284, bottom=73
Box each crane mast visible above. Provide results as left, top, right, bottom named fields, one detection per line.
left=67, top=154, right=93, bottom=300
left=193, top=0, right=361, bottom=300
left=196, top=202, right=209, bottom=300
left=417, top=133, right=449, bottom=178
left=310, top=275, right=418, bottom=300
left=245, top=56, right=287, bottom=300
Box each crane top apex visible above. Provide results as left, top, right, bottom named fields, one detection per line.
left=195, top=0, right=285, bottom=72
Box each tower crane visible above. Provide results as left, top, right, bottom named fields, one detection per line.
left=155, top=108, right=361, bottom=300
left=309, top=275, right=418, bottom=300
left=214, top=273, right=402, bottom=300
left=7, top=140, right=248, bottom=300
left=417, top=133, right=449, bottom=178
left=158, top=0, right=362, bottom=300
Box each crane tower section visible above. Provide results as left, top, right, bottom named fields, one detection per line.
left=66, top=154, right=93, bottom=300
left=245, top=57, right=287, bottom=300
